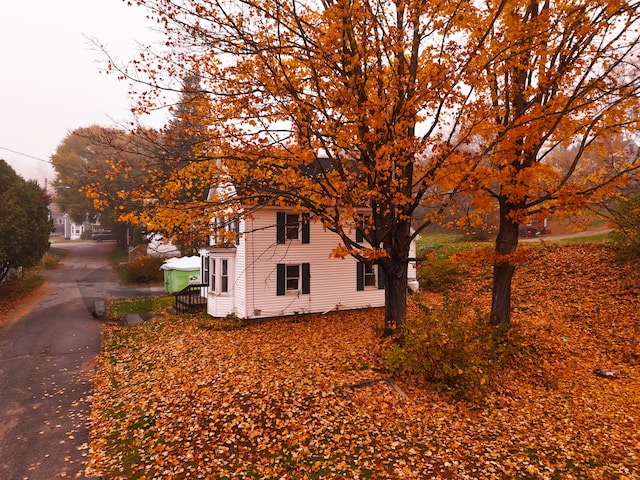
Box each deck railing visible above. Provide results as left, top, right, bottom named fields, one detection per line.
left=174, top=283, right=208, bottom=314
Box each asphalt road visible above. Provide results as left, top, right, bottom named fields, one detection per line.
left=0, top=240, right=161, bottom=480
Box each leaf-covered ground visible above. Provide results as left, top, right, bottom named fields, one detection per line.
left=86, top=244, right=640, bottom=479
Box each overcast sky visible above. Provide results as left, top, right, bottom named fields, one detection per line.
left=0, top=0, right=162, bottom=187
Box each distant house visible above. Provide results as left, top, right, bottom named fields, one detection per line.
left=146, top=233, right=181, bottom=257
left=63, top=213, right=89, bottom=240
left=48, top=203, right=66, bottom=237
left=200, top=188, right=418, bottom=320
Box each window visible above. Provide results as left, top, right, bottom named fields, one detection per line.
left=357, top=262, right=385, bottom=291
left=202, top=256, right=210, bottom=286
left=209, top=256, right=233, bottom=295
left=212, top=216, right=240, bottom=246
left=286, top=214, right=300, bottom=240
left=277, top=263, right=310, bottom=295
left=356, top=215, right=373, bottom=243
left=210, top=258, right=216, bottom=292
left=363, top=263, right=376, bottom=287
left=277, top=212, right=310, bottom=244
left=221, top=259, right=229, bottom=293
left=286, top=264, right=300, bottom=290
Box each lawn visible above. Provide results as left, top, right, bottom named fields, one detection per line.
left=86, top=243, right=640, bottom=479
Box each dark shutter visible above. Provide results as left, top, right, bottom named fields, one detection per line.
left=302, top=213, right=310, bottom=244
left=356, top=228, right=363, bottom=243
left=276, top=212, right=286, bottom=244
left=234, top=217, right=240, bottom=245
left=377, top=265, right=385, bottom=290
left=276, top=263, right=286, bottom=295
left=356, top=262, right=364, bottom=291
left=302, top=263, right=310, bottom=294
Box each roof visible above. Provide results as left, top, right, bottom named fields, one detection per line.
left=160, top=256, right=201, bottom=271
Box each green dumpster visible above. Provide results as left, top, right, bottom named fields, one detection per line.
left=160, top=256, right=202, bottom=294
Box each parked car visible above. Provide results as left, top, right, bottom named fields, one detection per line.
left=91, top=230, right=116, bottom=242
left=519, top=226, right=538, bottom=238
left=519, top=225, right=552, bottom=237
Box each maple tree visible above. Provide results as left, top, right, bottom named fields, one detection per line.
left=106, top=0, right=640, bottom=331
left=462, top=0, right=640, bottom=325
left=110, top=0, right=501, bottom=333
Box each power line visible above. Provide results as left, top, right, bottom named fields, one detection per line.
left=0, top=146, right=52, bottom=164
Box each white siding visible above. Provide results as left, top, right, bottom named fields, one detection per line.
left=232, top=218, right=248, bottom=319
left=205, top=205, right=417, bottom=319
left=240, top=207, right=385, bottom=319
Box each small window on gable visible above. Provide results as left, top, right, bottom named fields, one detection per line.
left=213, top=216, right=240, bottom=246
left=356, top=215, right=372, bottom=243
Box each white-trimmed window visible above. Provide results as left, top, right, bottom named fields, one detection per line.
left=357, top=262, right=385, bottom=291
left=220, top=259, right=229, bottom=293
left=212, top=216, right=240, bottom=247
left=276, top=212, right=310, bottom=244
left=209, top=256, right=233, bottom=295
left=277, top=263, right=310, bottom=295
left=210, top=259, right=216, bottom=292
left=286, top=264, right=300, bottom=290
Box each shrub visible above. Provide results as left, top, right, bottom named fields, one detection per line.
left=81, top=228, right=93, bottom=240
left=116, top=255, right=165, bottom=285
left=386, top=298, right=510, bottom=401
left=610, top=194, right=640, bottom=258
left=197, top=313, right=246, bottom=331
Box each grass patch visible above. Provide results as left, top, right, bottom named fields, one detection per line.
left=109, top=248, right=129, bottom=265
left=417, top=258, right=467, bottom=292
left=0, top=273, right=45, bottom=303
left=415, top=233, right=479, bottom=261
left=415, top=234, right=484, bottom=292
left=108, top=295, right=174, bottom=321
left=559, top=232, right=613, bottom=244
left=38, top=247, right=67, bottom=270
left=0, top=274, right=46, bottom=323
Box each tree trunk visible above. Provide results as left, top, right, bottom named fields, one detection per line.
left=383, top=260, right=408, bottom=336
left=490, top=199, right=520, bottom=327
left=380, top=219, right=411, bottom=336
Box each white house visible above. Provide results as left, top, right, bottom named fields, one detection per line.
left=200, top=204, right=418, bottom=319
left=63, top=213, right=87, bottom=240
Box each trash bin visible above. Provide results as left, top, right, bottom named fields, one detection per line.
left=160, top=256, right=202, bottom=293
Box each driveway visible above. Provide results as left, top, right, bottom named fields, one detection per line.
left=0, top=240, right=161, bottom=480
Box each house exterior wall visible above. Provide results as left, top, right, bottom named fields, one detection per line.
left=205, top=206, right=419, bottom=320
left=240, top=208, right=386, bottom=319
